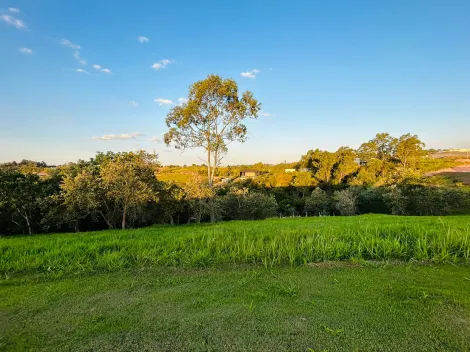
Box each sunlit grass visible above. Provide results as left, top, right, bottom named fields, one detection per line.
left=1, top=215, right=469, bottom=279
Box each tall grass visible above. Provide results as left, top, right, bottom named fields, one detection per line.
left=1, top=215, right=469, bottom=278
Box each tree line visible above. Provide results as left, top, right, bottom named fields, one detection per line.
left=1, top=144, right=468, bottom=235
left=1, top=74, right=468, bottom=235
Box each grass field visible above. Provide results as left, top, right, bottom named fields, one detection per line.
left=1, top=215, right=470, bottom=351
left=1, top=215, right=470, bottom=279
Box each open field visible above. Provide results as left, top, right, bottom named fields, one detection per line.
left=2, top=215, right=470, bottom=351
left=1, top=215, right=470, bottom=279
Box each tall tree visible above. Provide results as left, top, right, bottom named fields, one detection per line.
left=395, top=133, right=425, bottom=170
left=164, top=74, right=260, bottom=188
left=164, top=75, right=260, bottom=222
left=332, top=147, right=359, bottom=184
left=358, top=133, right=398, bottom=162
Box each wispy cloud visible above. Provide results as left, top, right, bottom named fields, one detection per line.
left=260, top=111, right=271, bottom=117
left=100, top=68, right=111, bottom=73
left=8, top=8, right=20, bottom=13
left=93, top=132, right=143, bottom=140
left=92, top=64, right=101, bottom=70
left=72, top=51, right=87, bottom=65
left=241, top=68, right=260, bottom=79
left=0, top=14, right=27, bottom=30
left=129, top=101, right=139, bottom=107
left=149, top=136, right=162, bottom=143
left=60, top=39, right=80, bottom=49
left=137, top=36, right=149, bottom=43
left=76, top=68, right=89, bottom=74
left=151, top=59, right=173, bottom=70
left=154, top=98, right=173, bottom=105
left=19, top=47, right=33, bottom=54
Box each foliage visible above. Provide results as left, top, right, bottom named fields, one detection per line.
left=333, top=189, right=358, bottom=216
left=164, top=74, right=260, bottom=189
left=100, top=151, right=161, bottom=229
left=304, top=188, right=331, bottom=216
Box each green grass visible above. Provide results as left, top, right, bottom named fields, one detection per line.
left=1, top=215, right=470, bottom=279
left=1, top=264, right=470, bottom=351
left=2, top=216, right=470, bottom=351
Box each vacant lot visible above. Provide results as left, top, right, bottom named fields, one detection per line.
left=1, top=215, right=470, bottom=351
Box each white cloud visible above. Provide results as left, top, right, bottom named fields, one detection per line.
left=72, top=51, right=87, bottom=65
left=149, top=136, right=162, bottom=143
left=154, top=98, right=173, bottom=105
left=241, top=68, right=260, bottom=79
left=178, top=97, right=188, bottom=105
left=151, top=59, right=173, bottom=70
left=93, top=132, right=143, bottom=140
left=76, top=68, right=89, bottom=74
left=92, top=64, right=111, bottom=73
left=19, top=47, right=33, bottom=54
left=8, top=8, right=20, bottom=13
left=0, top=15, right=27, bottom=30
left=129, top=101, right=139, bottom=107
left=260, top=111, right=271, bottom=117
left=61, top=39, right=80, bottom=49
left=137, top=36, right=149, bottom=43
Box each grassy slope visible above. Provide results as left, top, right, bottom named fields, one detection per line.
left=1, top=215, right=470, bottom=279
left=1, top=264, right=470, bottom=351
left=1, top=216, right=470, bottom=351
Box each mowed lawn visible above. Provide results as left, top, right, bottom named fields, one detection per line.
left=1, top=215, right=470, bottom=351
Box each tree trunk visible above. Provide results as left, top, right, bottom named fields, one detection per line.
left=169, top=214, right=174, bottom=225
left=74, top=220, right=80, bottom=233
left=209, top=198, right=216, bottom=223
left=22, top=211, right=32, bottom=235
left=122, top=203, right=127, bottom=229
left=99, top=211, right=114, bottom=229
left=207, top=147, right=212, bottom=187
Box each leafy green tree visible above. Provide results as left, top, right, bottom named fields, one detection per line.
left=383, top=186, right=408, bottom=215
left=332, top=147, right=359, bottom=184
left=239, top=192, right=278, bottom=220
left=358, top=133, right=397, bottom=162
left=164, top=75, right=260, bottom=189
left=100, top=151, right=160, bottom=229
left=304, top=188, right=331, bottom=216
left=292, top=171, right=317, bottom=197
left=299, top=149, right=337, bottom=183
left=182, top=175, right=216, bottom=223
left=59, top=167, right=107, bottom=231
left=395, top=134, right=425, bottom=170
left=0, top=171, right=45, bottom=234
left=333, top=189, right=358, bottom=216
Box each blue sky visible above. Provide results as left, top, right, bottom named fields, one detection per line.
left=1, top=0, right=469, bottom=165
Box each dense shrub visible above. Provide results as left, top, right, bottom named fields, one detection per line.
left=304, top=188, right=331, bottom=216
left=333, top=189, right=358, bottom=216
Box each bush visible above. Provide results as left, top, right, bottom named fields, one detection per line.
left=304, top=188, right=331, bottom=216
left=219, top=192, right=278, bottom=220
left=405, top=186, right=468, bottom=216
left=383, top=187, right=408, bottom=215
left=333, top=189, right=357, bottom=216
left=239, top=192, right=278, bottom=220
